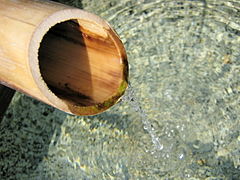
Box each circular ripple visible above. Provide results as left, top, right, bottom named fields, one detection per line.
left=54, top=0, right=240, bottom=178
left=82, top=0, right=240, bottom=178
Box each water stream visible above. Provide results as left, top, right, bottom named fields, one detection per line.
left=121, top=83, right=188, bottom=174
left=122, top=84, right=164, bottom=152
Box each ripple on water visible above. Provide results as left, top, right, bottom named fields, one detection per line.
left=68, top=0, right=240, bottom=178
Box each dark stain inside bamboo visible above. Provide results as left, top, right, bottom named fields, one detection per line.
left=38, top=20, right=122, bottom=106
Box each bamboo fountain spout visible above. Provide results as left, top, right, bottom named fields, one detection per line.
left=0, top=0, right=128, bottom=115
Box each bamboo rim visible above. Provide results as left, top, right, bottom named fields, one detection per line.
left=28, top=9, right=128, bottom=115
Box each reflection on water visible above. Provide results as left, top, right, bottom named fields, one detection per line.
left=0, top=0, right=240, bottom=179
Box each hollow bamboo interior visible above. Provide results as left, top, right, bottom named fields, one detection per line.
left=0, top=0, right=128, bottom=115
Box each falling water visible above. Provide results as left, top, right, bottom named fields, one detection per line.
left=122, top=83, right=164, bottom=152
left=121, top=83, right=189, bottom=173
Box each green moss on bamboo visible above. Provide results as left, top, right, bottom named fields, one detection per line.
left=68, top=80, right=128, bottom=115
left=95, top=80, right=128, bottom=110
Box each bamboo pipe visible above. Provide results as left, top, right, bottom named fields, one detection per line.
left=0, top=0, right=128, bottom=116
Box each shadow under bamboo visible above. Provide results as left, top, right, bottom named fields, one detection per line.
left=0, top=85, right=15, bottom=120
left=0, top=0, right=128, bottom=115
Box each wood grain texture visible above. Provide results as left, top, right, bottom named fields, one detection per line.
left=0, top=0, right=128, bottom=115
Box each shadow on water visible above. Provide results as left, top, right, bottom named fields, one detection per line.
left=87, top=112, right=131, bottom=132
left=188, top=140, right=240, bottom=179
left=218, top=157, right=240, bottom=180
left=0, top=94, right=67, bottom=179
left=0, top=85, right=15, bottom=121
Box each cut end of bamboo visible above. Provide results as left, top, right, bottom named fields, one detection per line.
left=29, top=9, right=128, bottom=115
